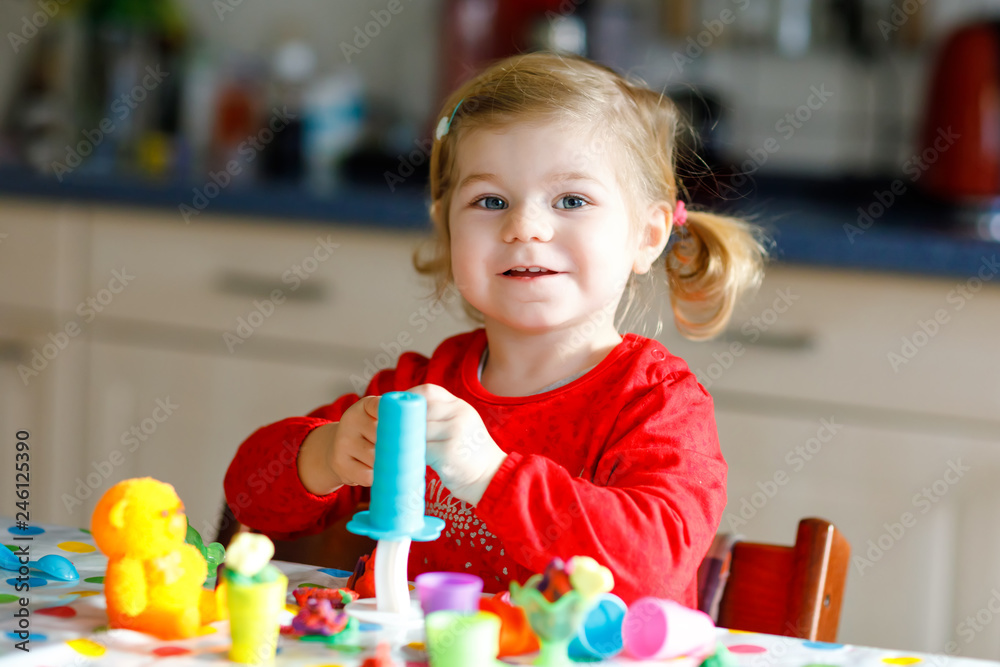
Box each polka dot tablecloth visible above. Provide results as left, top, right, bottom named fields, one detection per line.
left=0, top=521, right=994, bottom=666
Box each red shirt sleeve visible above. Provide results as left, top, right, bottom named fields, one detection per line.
left=475, top=371, right=726, bottom=606
left=223, top=351, right=432, bottom=540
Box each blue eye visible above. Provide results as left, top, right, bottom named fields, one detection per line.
left=556, top=195, right=588, bottom=209
left=474, top=196, right=507, bottom=210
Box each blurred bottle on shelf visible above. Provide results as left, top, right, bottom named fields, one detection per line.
left=775, top=0, right=812, bottom=57
left=302, top=69, right=365, bottom=192
left=527, top=4, right=589, bottom=55
left=431, top=0, right=590, bottom=138
left=259, top=39, right=314, bottom=183
left=81, top=0, right=189, bottom=179
left=178, top=45, right=218, bottom=179
left=2, top=25, right=80, bottom=175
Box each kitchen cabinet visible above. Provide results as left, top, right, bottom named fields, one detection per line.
left=0, top=201, right=90, bottom=528
left=80, top=340, right=357, bottom=537
left=714, top=409, right=1000, bottom=657
left=653, top=265, right=1000, bottom=657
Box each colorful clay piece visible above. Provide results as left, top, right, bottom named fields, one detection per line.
left=360, top=641, right=396, bottom=667
left=700, top=643, right=738, bottom=667
left=509, top=556, right=614, bottom=667
left=184, top=519, right=225, bottom=583
left=566, top=555, right=614, bottom=598
left=346, top=549, right=377, bottom=600
left=36, top=554, right=79, bottom=581
left=91, top=478, right=226, bottom=640
left=0, top=548, right=17, bottom=571
left=536, top=558, right=573, bottom=603
left=0, top=549, right=79, bottom=581
left=224, top=533, right=288, bottom=664
left=480, top=592, right=540, bottom=657
left=290, top=587, right=358, bottom=636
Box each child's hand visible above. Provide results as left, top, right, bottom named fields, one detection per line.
left=298, top=396, right=379, bottom=494
left=328, top=396, right=380, bottom=487
left=407, top=384, right=508, bottom=506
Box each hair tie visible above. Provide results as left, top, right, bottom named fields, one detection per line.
left=674, top=200, right=688, bottom=227
left=435, top=97, right=465, bottom=141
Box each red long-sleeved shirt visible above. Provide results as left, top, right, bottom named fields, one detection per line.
left=224, top=328, right=726, bottom=607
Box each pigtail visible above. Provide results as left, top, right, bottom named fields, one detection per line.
left=623, top=83, right=768, bottom=341
left=665, top=209, right=767, bottom=340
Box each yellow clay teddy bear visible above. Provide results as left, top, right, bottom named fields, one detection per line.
left=91, top=477, right=226, bottom=639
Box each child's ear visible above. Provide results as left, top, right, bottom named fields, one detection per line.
left=633, top=201, right=671, bottom=275
left=430, top=200, right=443, bottom=227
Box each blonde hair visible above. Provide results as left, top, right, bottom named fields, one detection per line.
left=414, top=51, right=768, bottom=341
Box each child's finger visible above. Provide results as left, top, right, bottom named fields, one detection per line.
left=352, top=439, right=375, bottom=468
left=342, top=457, right=374, bottom=487
left=358, top=414, right=378, bottom=445
left=408, top=383, right=457, bottom=406
left=361, top=395, right=380, bottom=419
left=424, top=420, right=449, bottom=443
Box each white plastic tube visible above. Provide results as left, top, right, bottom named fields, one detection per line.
left=375, top=537, right=412, bottom=614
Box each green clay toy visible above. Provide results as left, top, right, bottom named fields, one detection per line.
left=509, top=582, right=589, bottom=667
left=700, top=643, right=737, bottom=667
left=508, top=556, right=614, bottom=667
left=185, top=519, right=225, bottom=585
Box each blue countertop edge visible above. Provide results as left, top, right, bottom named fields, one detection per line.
left=0, top=167, right=997, bottom=280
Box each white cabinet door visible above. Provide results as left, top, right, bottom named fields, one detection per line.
left=0, top=200, right=90, bottom=526
left=82, top=340, right=359, bottom=538
left=716, top=407, right=1000, bottom=659
left=0, top=325, right=91, bottom=527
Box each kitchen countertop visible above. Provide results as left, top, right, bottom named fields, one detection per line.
left=1, top=167, right=996, bottom=281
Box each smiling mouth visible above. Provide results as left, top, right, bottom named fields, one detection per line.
left=501, top=267, right=560, bottom=277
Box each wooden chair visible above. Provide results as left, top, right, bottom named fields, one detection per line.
left=716, top=517, right=850, bottom=642
left=214, top=502, right=376, bottom=571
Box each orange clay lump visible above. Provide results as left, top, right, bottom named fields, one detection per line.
left=91, top=478, right=226, bottom=639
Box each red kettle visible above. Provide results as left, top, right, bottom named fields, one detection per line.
left=920, top=21, right=1000, bottom=202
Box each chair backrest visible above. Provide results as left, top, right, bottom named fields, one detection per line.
left=214, top=502, right=376, bottom=571
left=717, top=517, right=850, bottom=642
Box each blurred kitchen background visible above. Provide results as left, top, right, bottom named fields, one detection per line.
left=2, top=0, right=1000, bottom=212
left=3, top=0, right=1000, bottom=661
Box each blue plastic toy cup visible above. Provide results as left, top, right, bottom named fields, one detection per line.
left=567, top=592, right=627, bottom=660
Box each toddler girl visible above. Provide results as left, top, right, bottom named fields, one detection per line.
left=225, top=52, right=766, bottom=607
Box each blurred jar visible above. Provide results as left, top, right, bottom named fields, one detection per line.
left=775, top=0, right=813, bottom=57
left=259, top=40, right=315, bottom=183
left=302, top=69, right=365, bottom=192
left=209, top=57, right=265, bottom=181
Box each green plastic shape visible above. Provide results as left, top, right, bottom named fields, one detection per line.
left=185, top=518, right=226, bottom=585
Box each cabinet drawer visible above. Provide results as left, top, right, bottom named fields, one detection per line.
left=0, top=199, right=90, bottom=316
left=656, top=265, right=1000, bottom=422
left=88, top=207, right=456, bottom=353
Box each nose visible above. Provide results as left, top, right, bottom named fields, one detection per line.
left=501, top=202, right=553, bottom=244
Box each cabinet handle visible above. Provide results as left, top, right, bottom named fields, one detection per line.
left=725, top=329, right=815, bottom=350
left=214, top=271, right=327, bottom=303
left=0, top=340, right=26, bottom=362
